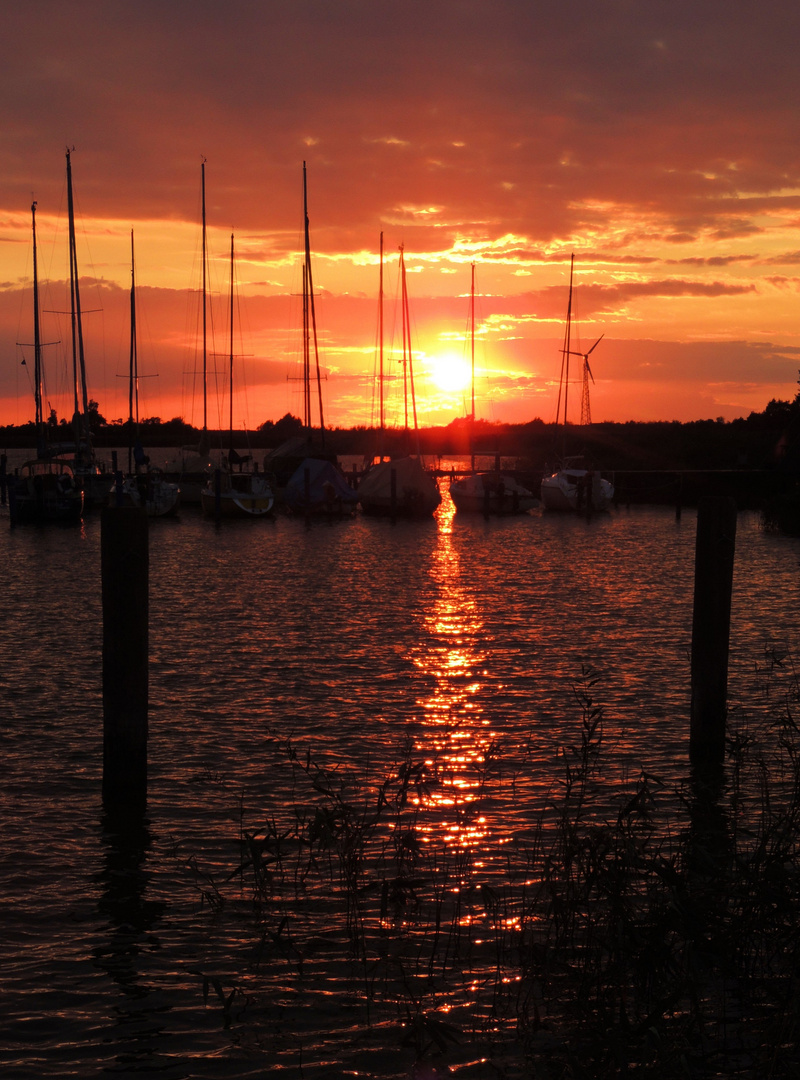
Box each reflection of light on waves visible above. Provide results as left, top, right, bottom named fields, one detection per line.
left=409, top=491, right=500, bottom=855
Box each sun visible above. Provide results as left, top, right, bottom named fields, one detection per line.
left=429, top=352, right=472, bottom=393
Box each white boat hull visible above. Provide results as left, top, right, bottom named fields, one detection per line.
left=450, top=472, right=538, bottom=514
left=200, top=471, right=275, bottom=517
left=540, top=469, right=614, bottom=512
left=110, top=473, right=180, bottom=517
left=161, top=448, right=217, bottom=505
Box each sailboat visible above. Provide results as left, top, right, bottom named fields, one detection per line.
left=11, top=200, right=84, bottom=524
left=271, top=162, right=358, bottom=516
left=539, top=254, right=614, bottom=512
left=449, top=264, right=539, bottom=515
left=163, top=159, right=217, bottom=502
left=110, top=231, right=180, bottom=517
left=357, top=241, right=441, bottom=518
left=200, top=232, right=275, bottom=517
left=40, top=149, right=110, bottom=509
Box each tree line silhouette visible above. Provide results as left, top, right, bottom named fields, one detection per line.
left=3, top=390, right=800, bottom=475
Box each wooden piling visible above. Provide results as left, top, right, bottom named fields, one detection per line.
left=690, top=496, right=737, bottom=764
left=102, top=506, right=148, bottom=810
left=8, top=467, right=18, bottom=523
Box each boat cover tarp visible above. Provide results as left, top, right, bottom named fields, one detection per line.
left=264, top=437, right=338, bottom=486
left=283, top=457, right=359, bottom=511
left=357, top=456, right=441, bottom=515
left=359, top=457, right=421, bottom=497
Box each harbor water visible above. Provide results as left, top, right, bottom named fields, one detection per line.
left=1, top=478, right=799, bottom=1077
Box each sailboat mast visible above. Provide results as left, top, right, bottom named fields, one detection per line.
left=399, top=245, right=408, bottom=434
left=379, top=231, right=384, bottom=436
left=302, top=260, right=310, bottom=431
left=302, top=162, right=308, bottom=432
left=470, top=262, right=476, bottom=421
left=201, top=158, right=208, bottom=436
left=302, top=162, right=325, bottom=446
left=556, top=253, right=574, bottom=430
left=469, top=262, right=476, bottom=471
left=128, top=230, right=138, bottom=475
left=66, top=148, right=90, bottom=452
left=399, top=246, right=420, bottom=454
left=229, top=232, right=235, bottom=454
left=31, top=201, right=43, bottom=444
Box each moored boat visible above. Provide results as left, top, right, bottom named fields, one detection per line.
left=449, top=264, right=538, bottom=515
left=108, top=231, right=180, bottom=518
left=10, top=200, right=83, bottom=525
left=268, top=163, right=353, bottom=515
left=540, top=254, right=614, bottom=512
left=162, top=159, right=219, bottom=503
left=358, top=240, right=440, bottom=518
left=200, top=232, right=275, bottom=518
left=49, top=149, right=110, bottom=510
left=283, top=456, right=359, bottom=517
left=200, top=465, right=275, bottom=517
left=358, top=455, right=440, bottom=517
left=12, top=458, right=83, bottom=524
left=450, top=469, right=539, bottom=515
left=540, top=460, right=613, bottom=511
left=112, top=466, right=180, bottom=517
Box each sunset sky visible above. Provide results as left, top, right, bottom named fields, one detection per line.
left=3, top=1, right=800, bottom=433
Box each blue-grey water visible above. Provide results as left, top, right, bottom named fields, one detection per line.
left=1, top=474, right=799, bottom=1077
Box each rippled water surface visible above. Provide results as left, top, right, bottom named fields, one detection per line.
left=2, top=484, right=799, bottom=1076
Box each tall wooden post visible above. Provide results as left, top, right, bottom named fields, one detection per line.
left=8, top=469, right=17, bottom=523
left=102, top=506, right=148, bottom=810
left=690, top=496, right=737, bottom=764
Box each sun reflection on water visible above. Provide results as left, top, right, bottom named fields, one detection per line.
left=408, top=490, right=504, bottom=857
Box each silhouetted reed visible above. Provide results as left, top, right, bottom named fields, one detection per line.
left=182, top=661, right=800, bottom=1077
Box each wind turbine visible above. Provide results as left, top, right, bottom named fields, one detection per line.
left=569, top=334, right=603, bottom=426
